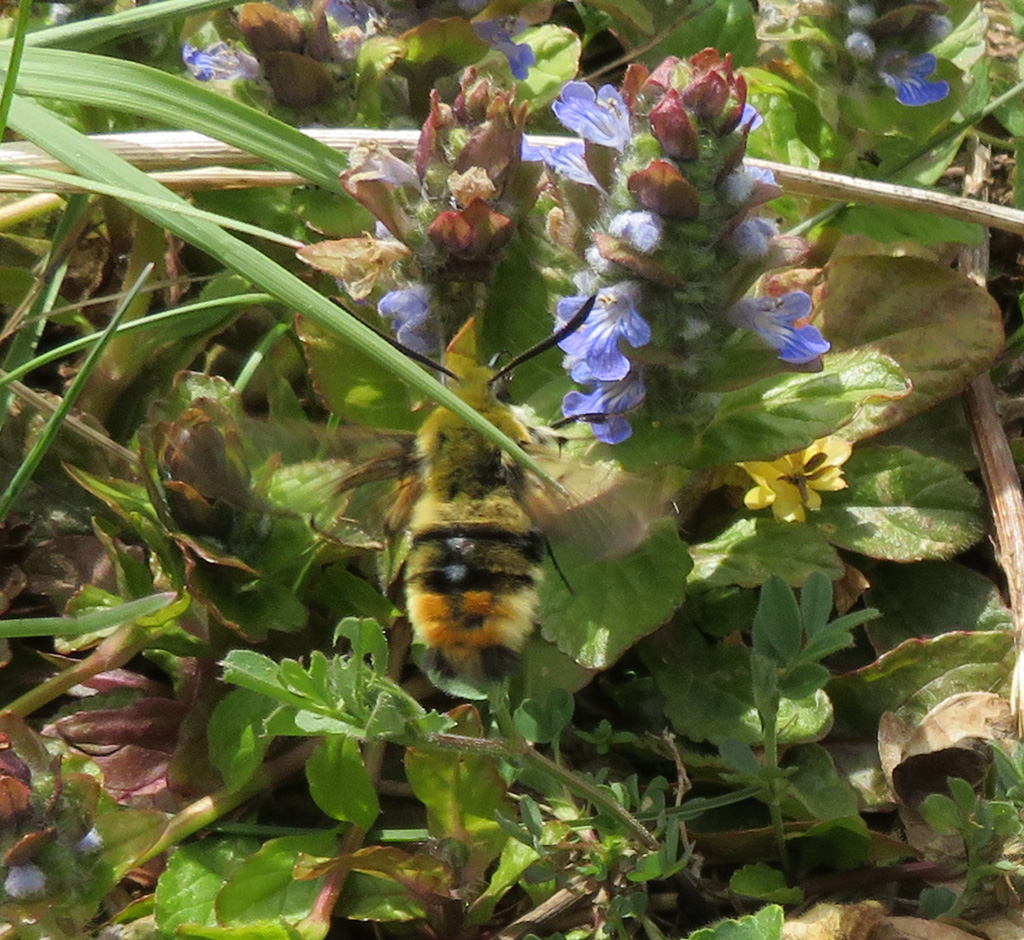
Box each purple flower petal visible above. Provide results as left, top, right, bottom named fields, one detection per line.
left=182, top=42, right=260, bottom=82
left=727, top=291, right=830, bottom=364
left=552, top=81, right=631, bottom=151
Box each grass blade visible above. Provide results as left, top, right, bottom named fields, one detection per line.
left=0, top=592, right=178, bottom=638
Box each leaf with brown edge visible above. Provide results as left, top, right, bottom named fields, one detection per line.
left=816, top=254, right=1002, bottom=438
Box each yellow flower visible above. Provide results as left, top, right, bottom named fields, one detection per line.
left=737, top=436, right=853, bottom=523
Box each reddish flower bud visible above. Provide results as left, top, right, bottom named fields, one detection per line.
left=645, top=56, right=681, bottom=92
left=717, top=74, right=749, bottom=135
left=620, top=63, right=650, bottom=110
left=681, top=69, right=729, bottom=119
left=262, top=52, right=334, bottom=108
left=454, top=95, right=525, bottom=197
left=0, top=775, right=31, bottom=822
left=237, top=2, right=305, bottom=57
left=649, top=89, right=698, bottom=160
left=416, top=90, right=453, bottom=182
left=592, top=233, right=685, bottom=288
left=427, top=200, right=514, bottom=259
left=627, top=161, right=700, bottom=220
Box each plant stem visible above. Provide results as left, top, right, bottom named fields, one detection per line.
left=138, top=738, right=319, bottom=866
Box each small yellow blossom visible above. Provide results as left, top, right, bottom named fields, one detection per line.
left=737, top=436, right=853, bottom=523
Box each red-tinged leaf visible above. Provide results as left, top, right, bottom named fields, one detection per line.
left=817, top=254, right=1002, bottom=437
left=827, top=631, right=1014, bottom=740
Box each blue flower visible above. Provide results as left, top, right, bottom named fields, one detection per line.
left=182, top=42, right=260, bottom=82
left=4, top=864, right=46, bottom=899
left=521, top=139, right=601, bottom=189
left=473, top=20, right=535, bottom=80
left=377, top=285, right=436, bottom=356
left=556, top=282, right=650, bottom=382
left=552, top=82, right=632, bottom=151
left=729, top=217, right=778, bottom=260
left=608, top=211, right=663, bottom=253
left=561, top=367, right=646, bottom=444
left=727, top=291, right=830, bottom=364
left=878, top=52, right=949, bottom=106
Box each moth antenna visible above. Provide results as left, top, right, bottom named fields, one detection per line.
left=545, top=537, right=574, bottom=595
left=331, top=298, right=458, bottom=380
left=489, top=294, right=598, bottom=386
left=550, top=412, right=610, bottom=430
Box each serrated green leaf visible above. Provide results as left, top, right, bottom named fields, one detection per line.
left=816, top=445, right=985, bottom=561
left=686, top=903, right=785, bottom=940
left=539, top=520, right=689, bottom=670
left=641, top=629, right=833, bottom=747
left=690, top=517, right=844, bottom=589
left=405, top=708, right=510, bottom=866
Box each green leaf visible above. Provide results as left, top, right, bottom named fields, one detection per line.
left=586, top=0, right=653, bottom=32
left=18, top=0, right=237, bottom=50
left=539, top=520, right=690, bottom=670
left=686, top=903, right=785, bottom=940
left=800, top=572, right=834, bottom=637
left=307, top=736, right=380, bottom=828
left=207, top=689, right=277, bottom=792
left=752, top=576, right=802, bottom=667
left=641, top=629, right=833, bottom=747
left=221, top=650, right=311, bottom=710
left=155, top=837, right=260, bottom=937
left=513, top=688, right=574, bottom=744
left=400, top=17, right=488, bottom=67
left=827, top=631, right=1013, bottom=739
left=690, top=349, right=910, bottom=466
left=779, top=663, right=829, bottom=700
left=818, top=255, right=1003, bottom=438
left=6, top=47, right=346, bottom=192
left=177, top=924, right=301, bottom=940
left=729, top=863, right=803, bottom=903
left=863, top=560, right=1011, bottom=653
left=215, top=834, right=336, bottom=925
left=516, top=25, right=582, bottom=111
left=719, top=738, right=760, bottom=777
left=782, top=745, right=860, bottom=822
left=689, top=518, right=844, bottom=588
left=834, top=205, right=984, bottom=247
left=0, top=591, right=177, bottom=638
left=405, top=709, right=510, bottom=866
left=815, top=445, right=985, bottom=562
